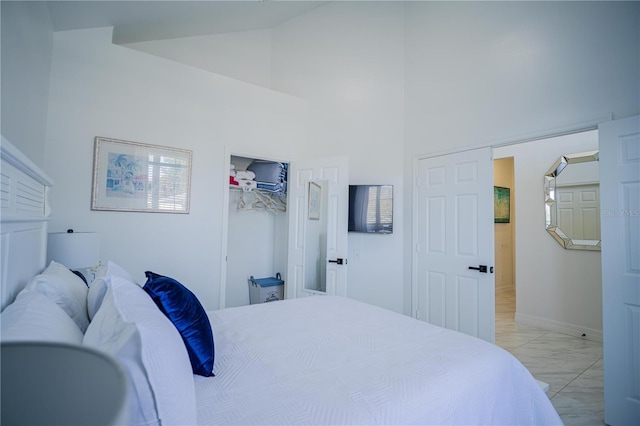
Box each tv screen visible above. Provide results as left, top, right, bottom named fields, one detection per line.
left=348, top=185, right=393, bottom=234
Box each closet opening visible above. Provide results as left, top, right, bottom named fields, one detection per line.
left=224, top=154, right=289, bottom=308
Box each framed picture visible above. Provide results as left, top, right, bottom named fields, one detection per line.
left=308, top=181, right=321, bottom=220
left=91, top=137, right=192, bottom=213
left=494, top=186, right=510, bottom=223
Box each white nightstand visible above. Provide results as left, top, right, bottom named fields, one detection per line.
left=1, top=342, right=128, bottom=425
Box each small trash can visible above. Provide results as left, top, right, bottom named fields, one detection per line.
left=248, top=273, right=284, bottom=304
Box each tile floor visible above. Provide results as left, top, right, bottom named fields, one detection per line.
left=495, top=286, right=605, bottom=425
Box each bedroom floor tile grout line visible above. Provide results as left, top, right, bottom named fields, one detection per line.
left=495, top=286, right=605, bottom=426
left=554, top=357, right=602, bottom=396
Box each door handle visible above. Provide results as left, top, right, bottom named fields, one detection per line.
left=468, top=265, right=488, bottom=273
left=328, top=258, right=347, bottom=265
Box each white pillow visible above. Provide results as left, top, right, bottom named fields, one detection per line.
left=1, top=289, right=84, bottom=344
left=87, top=277, right=108, bottom=321
left=25, top=261, right=89, bottom=332
left=106, top=260, right=136, bottom=283
left=83, top=275, right=197, bottom=426
left=87, top=261, right=137, bottom=321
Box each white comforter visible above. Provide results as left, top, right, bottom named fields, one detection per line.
left=196, top=296, right=562, bottom=425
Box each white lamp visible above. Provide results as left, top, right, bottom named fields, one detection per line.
left=47, top=229, right=100, bottom=269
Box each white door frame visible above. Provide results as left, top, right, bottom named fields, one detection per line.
left=411, top=114, right=613, bottom=319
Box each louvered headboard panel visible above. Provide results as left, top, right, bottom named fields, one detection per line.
left=1, top=137, right=54, bottom=310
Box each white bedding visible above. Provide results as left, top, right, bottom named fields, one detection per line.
left=196, top=296, right=562, bottom=425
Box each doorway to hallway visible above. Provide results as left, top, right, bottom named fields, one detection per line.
left=494, top=157, right=516, bottom=324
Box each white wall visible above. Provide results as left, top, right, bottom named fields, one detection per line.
left=43, top=27, right=309, bottom=310
left=1, top=1, right=53, bottom=168
left=404, top=1, right=639, bottom=319
left=404, top=1, right=639, bottom=155
left=4, top=1, right=638, bottom=328
left=115, top=2, right=407, bottom=313
left=123, top=29, right=273, bottom=89
left=495, top=130, right=602, bottom=338
left=271, top=1, right=406, bottom=313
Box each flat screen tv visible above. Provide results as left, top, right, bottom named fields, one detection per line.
left=348, top=185, right=393, bottom=234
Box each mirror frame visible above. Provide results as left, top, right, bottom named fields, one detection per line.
left=303, top=180, right=328, bottom=294
left=544, top=150, right=601, bottom=251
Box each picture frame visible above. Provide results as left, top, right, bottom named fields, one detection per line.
left=308, top=181, right=321, bottom=220
left=91, top=137, right=192, bottom=213
left=494, top=186, right=510, bottom=223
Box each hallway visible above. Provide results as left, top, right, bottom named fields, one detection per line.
left=495, top=286, right=604, bottom=425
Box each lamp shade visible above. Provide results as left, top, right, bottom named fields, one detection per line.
left=47, top=232, right=100, bottom=269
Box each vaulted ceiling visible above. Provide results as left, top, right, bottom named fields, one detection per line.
left=45, top=1, right=326, bottom=43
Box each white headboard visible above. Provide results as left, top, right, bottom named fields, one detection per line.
left=1, top=137, right=54, bottom=310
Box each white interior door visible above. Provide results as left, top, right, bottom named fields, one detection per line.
left=286, top=156, right=349, bottom=299
left=557, top=183, right=601, bottom=240
left=599, top=115, right=640, bottom=426
left=414, top=147, right=495, bottom=342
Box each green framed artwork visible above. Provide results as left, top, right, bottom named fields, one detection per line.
left=494, top=186, right=510, bottom=223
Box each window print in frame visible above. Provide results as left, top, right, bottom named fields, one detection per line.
left=91, top=137, right=192, bottom=213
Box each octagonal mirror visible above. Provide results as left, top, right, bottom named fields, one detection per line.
left=544, top=150, right=600, bottom=250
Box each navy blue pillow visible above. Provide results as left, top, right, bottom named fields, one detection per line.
left=143, top=271, right=214, bottom=377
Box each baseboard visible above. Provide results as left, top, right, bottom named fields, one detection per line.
left=514, top=312, right=603, bottom=343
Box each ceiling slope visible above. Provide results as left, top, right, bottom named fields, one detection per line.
left=46, top=1, right=326, bottom=43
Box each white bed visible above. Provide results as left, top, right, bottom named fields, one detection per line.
left=198, top=295, right=560, bottom=425
left=0, top=139, right=562, bottom=425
